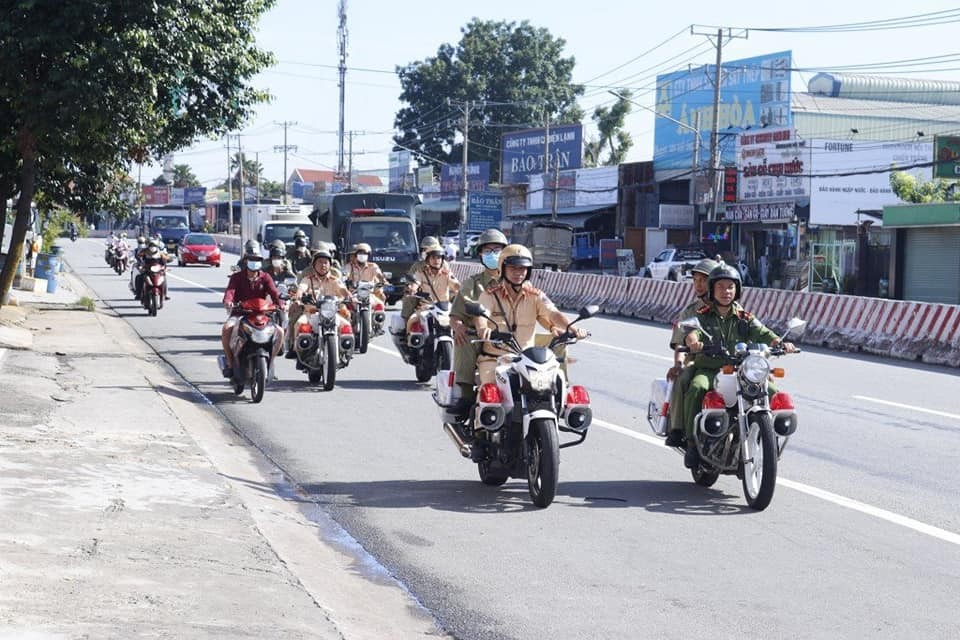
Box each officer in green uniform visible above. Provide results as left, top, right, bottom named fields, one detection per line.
left=681, top=263, right=797, bottom=468
left=664, top=257, right=718, bottom=447
left=449, top=228, right=508, bottom=404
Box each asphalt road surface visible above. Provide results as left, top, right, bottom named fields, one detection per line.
left=66, top=239, right=960, bottom=640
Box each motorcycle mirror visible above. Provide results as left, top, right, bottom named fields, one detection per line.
left=229, top=264, right=241, bottom=274
left=383, top=271, right=393, bottom=279
left=679, top=317, right=713, bottom=342
left=577, top=304, right=600, bottom=319
left=464, top=301, right=488, bottom=318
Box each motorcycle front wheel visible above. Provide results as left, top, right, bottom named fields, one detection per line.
left=527, top=418, right=560, bottom=508
left=147, top=292, right=158, bottom=316
left=323, top=334, right=337, bottom=391
left=742, top=414, right=778, bottom=510
left=358, top=311, right=370, bottom=354
left=478, top=458, right=509, bottom=486
left=436, top=340, right=453, bottom=371
left=250, top=355, right=267, bottom=403
left=691, top=465, right=720, bottom=487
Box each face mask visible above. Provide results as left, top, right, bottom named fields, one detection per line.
left=356, top=254, right=368, bottom=264
left=481, top=251, right=501, bottom=270
left=271, top=259, right=283, bottom=269
left=246, top=259, right=262, bottom=272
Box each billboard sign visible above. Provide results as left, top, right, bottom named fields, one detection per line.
left=737, top=128, right=809, bottom=202
left=467, top=191, right=503, bottom=230
left=142, top=185, right=170, bottom=205
left=654, top=50, right=792, bottom=171
left=185, top=186, right=206, bottom=205
left=501, top=124, right=583, bottom=184
left=933, top=136, right=960, bottom=179
left=389, top=150, right=411, bottom=191
left=724, top=200, right=795, bottom=222
left=440, top=161, right=489, bottom=200
left=809, top=139, right=931, bottom=225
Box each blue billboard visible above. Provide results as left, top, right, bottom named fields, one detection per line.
left=184, top=186, right=206, bottom=205
left=468, top=192, right=503, bottom=230
left=653, top=51, right=792, bottom=171
left=501, top=124, right=583, bottom=185
left=440, top=161, right=490, bottom=201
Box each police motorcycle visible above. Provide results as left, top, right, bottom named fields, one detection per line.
left=434, top=302, right=597, bottom=508
left=389, top=286, right=454, bottom=383
left=648, top=316, right=805, bottom=511
left=292, top=292, right=355, bottom=390
left=345, top=279, right=385, bottom=354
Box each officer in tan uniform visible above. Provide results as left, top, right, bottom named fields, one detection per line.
left=449, top=228, right=508, bottom=403
left=344, top=242, right=388, bottom=308
left=288, top=250, right=351, bottom=348
left=405, top=236, right=461, bottom=336
left=473, top=245, right=586, bottom=386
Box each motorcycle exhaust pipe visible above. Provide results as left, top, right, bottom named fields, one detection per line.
left=442, top=422, right=473, bottom=459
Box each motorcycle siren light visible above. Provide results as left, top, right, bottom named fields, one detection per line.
left=298, top=322, right=313, bottom=334
left=702, top=390, right=726, bottom=409
left=770, top=392, right=795, bottom=411
left=566, top=385, right=590, bottom=406
left=373, top=302, right=385, bottom=312
left=447, top=371, right=455, bottom=388
left=479, top=383, right=502, bottom=404
left=409, top=320, right=424, bottom=334
left=339, top=323, right=353, bottom=335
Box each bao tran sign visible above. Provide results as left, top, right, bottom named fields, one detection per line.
left=500, top=124, right=583, bottom=185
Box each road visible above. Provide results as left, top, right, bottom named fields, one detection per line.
left=65, top=239, right=960, bottom=640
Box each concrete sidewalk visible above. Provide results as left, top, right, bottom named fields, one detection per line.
left=0, top=270, right=446, bottom=638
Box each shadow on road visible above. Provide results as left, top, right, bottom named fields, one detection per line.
left=559, top=480, right=750, bottom=515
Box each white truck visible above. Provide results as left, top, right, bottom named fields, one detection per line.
left=241, top=204, right=315, bottom=257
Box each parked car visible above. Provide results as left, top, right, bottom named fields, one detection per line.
left=641, top=246, right=708, bottom=281
left=177, top=232, right=222, bottom=267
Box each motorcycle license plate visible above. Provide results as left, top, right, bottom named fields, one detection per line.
left=197, top=255, right=206, bottom=262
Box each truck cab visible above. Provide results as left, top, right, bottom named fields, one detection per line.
left=148, top=211, right=191, bottom=254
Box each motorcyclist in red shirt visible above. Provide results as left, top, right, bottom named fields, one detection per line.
left=220, top=240, right=285, bottom=379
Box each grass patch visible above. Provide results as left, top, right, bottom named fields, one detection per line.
left=76, top=296, right=96, bottom=312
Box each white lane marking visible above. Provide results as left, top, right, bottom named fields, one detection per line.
left=579, top=340, right=673, bottom=362
left=591, top=418, right=960, bottom=547
left=853, top=395, right=960, bottom=421
left=369, top=343, right=401, bottom=358
left=0, top=348, right=7, bottom=369
left=166, top=272, right=224, bottom=295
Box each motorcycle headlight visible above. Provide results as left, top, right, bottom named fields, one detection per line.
left=149, top=264, right=161, bottom=273
left=741, top=354, right=770, bottom=384
left=320, top=299, right=337, bottom=320
left=250, top=325, right=276, bottom=343
left=525, top=366, right=555, bottom=392
left=357, top=288, right=370, bottom=301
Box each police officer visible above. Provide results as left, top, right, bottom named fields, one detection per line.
left=290, top=249, right=351, bottom=341
left=664, top=257, right=718, bottom=447
left=290, top=236, right=312, bottom=274
left=449, top=228, right=508, bottom=404
left=345, top=242, right=388, bottom=307
left=681, top=263, right=796, bottom=468
left=405, top=236, right=460, bottom=336
left=287, top=229, right=308, bottom=262
left=474, top=245, right=586, bottom=386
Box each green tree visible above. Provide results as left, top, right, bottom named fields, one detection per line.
left=172, top=164, right=200, bottom=188
left=0, top=0, right=274, bottom=307
left=230, top=152, right=262, bottom=191
left=889, top=171, right=959, bottom=203
left=152, top=175, right=171, bottom=186
left=583, top=90, right=633, bottom=167
left=394, top=19, right=583, bottom=183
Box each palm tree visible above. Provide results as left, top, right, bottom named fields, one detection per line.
left=172, top=164, right=199, bottom=188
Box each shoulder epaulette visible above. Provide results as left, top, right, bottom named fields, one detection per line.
left=696, top=304, right=712, bottom=314
left=737, top=309, right=754, bottom=321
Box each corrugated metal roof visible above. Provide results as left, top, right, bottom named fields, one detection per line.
left=792, top=92, right=960, bottom=123
left=808, top=72, right=960, bottom=106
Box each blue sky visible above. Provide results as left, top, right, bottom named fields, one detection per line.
left=165, top=1, right=960, bottom=188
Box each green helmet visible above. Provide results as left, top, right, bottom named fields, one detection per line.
left=477, top=228, right=508, bottom=249
left=691, top=258, right=719, bottom=277
left=707, top=262, right=742, bottom=302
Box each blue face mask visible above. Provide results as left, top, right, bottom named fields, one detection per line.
left=246, top=259, right=263, bottom=272
left=481, top=251, right=501, bottom=270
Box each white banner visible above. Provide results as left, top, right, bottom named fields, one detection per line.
left=808, top=140, right=932, bottom=225
left=737, top=127, right=810, bottom=202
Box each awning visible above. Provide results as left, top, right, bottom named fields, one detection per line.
left=509, top=204, right=614, bottom=217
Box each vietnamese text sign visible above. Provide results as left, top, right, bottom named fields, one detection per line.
left=934, top=136, right=960, bottom=179
left=440, top=161, right=489, bottom=201
left=724, top=200, right=795, bottom=222
left=737, top=128, right=809, bottom=202
left=501, top=124, right=583, bottom=185
left=467, top=192, right=503, bottom=230
left=654, top=51, right=792, bottom=171
left=809, top=139, right=931, bottom=225
left=389, top=150, right=411, bottom=191
left=142, top=185, right=170, bottom=205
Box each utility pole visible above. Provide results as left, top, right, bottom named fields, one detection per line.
left=690, top=26, right=747, bottom=221
left=691, top=111, right=702, bottom=207
left=237, top=134, right=246, bottom=246
left=336, top=0, right=348, bottom=177
left=348, top=130, right=354, bottom=191
left=460, top=100, right=471, bottom=257
left=255, top=151, right=260, bottom=205
left=226, top=134, right=233, bottom=235
left=273, top=121, right=298, bottom=205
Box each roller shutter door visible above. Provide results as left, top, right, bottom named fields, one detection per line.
left=903, top=228, right=960, bottom=303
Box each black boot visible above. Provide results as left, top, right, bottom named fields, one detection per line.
left=664, top=431, right=685, bottom=447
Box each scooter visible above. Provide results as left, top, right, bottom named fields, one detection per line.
left=140, top=259, right=166, bottom=316
left=219, top=298, right=284, bottom=403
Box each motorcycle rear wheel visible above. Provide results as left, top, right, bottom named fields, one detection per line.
left=251, top=355, right=267, bottom=403
left=742, top=414, right=778, bottom=510
left=527, top=418, right=560, bottom=508
left=323, top=335, right=337, bottom=391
